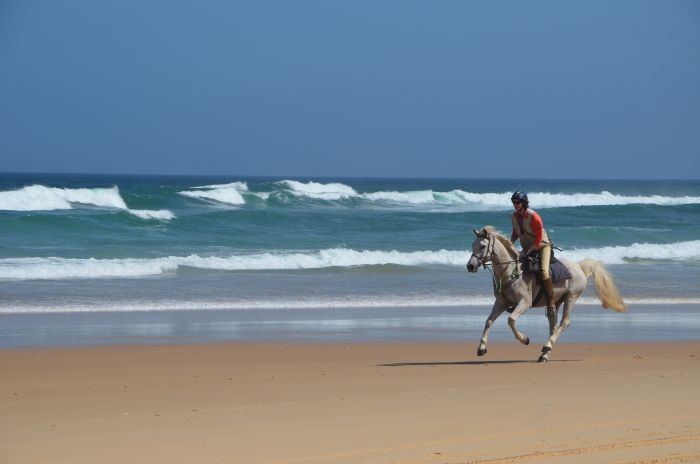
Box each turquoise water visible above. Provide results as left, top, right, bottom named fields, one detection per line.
left=1, top=174, right=699, bottom=320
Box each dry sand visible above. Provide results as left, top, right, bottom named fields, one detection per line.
left=1, top=341, right=698, bottom=463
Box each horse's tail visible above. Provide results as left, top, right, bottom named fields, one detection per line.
left=578, top=259, right=626, bottom=312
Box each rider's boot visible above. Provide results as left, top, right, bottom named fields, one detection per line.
left=543, top=277, right=557, bottom=335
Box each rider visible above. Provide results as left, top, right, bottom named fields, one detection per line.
left=510, top=191, right=555, bottom=313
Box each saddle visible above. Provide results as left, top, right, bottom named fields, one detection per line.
left=504, top=250, right=573, bottom=313
left=520, top=250, right=572, bottom=283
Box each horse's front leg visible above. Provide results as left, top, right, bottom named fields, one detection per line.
left=507, top=301, right=532, bottom=346
left=477, top=300, right=508, bottom=356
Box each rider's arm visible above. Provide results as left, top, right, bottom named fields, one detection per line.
left=510, top=214, right=519, bottom=243
left=530, top=211, right=544, bottom=250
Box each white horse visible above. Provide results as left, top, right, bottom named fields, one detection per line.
left=466, top=226, right=626, bottom=362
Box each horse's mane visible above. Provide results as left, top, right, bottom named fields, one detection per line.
left=483, top=225, right=519, bottom=260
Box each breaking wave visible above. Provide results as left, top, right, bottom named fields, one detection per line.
left=179, top=181, right=249, bottom=205
left=178, top=181, right=273, bottom=205
left=1, top=240, right=699, bottom=281
left=276, top=180, right=358, bottom=200
left=562, top=240, right=700, bottom=265
left=188, top=180, right=700, bottom=210
left=4, top=181, right=699, bottom=216
left=0, top=185, right=174, bottom=220
left=0, top=249, right=467, bottom=280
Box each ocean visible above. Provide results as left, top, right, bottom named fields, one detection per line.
left=1, top=174, right=699, bottom=347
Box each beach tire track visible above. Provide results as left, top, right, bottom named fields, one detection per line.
left=456, top=433, right=700, bottom=464
left=260, top=431, right=699, bottom=464
left=614, top=452, right=700, bottom=464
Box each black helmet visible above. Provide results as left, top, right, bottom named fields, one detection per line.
left=511, top=190, right=529, bottom=206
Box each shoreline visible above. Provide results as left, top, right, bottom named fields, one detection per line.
left=2, top=341, right=698, bottom=463
left=1, top=304, right=698, bottom=349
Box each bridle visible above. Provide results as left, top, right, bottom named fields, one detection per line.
left=470, top=234, right=496, bottom=270
left=470, top=233, right=522, bottom=294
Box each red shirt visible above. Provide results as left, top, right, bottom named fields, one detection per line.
left=511, top=209, right=544, bottom=249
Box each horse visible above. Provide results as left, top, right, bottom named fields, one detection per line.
left=466, top=226, right=626, bottom=362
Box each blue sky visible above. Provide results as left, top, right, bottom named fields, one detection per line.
left=1, top=1, right=698, bottom=178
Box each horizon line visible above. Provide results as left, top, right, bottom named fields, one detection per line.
left=1, top=171, right=698, bottom=182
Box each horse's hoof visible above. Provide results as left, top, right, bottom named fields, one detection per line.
left=524, top=337, right=530, bottom=345
left=477, top=347, right=487, bottom=357
left=538, top=354, right=549, bottom=363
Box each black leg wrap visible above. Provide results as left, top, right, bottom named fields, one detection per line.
left=541, top=346, right=552, bottom=353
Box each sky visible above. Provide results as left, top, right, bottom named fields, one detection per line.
left=1, top=1, right=699, bottom=179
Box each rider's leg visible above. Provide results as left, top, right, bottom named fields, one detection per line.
left=539, top=244, right=557, bottom=334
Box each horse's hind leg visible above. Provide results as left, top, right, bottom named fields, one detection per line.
left=507, top=301, right=532, bottom=346
left=477, top=301, right=508, bottom=356
left=539, top=295, right=578, bottom=362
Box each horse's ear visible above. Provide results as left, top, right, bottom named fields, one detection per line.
left=473, top=228, right=479, bottom=236
left=474, top=228, right=487, bottom=238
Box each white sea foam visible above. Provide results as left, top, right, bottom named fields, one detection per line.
left=561, top=240, right=700, bottom=264
left=180, top=188, right=246, bottom=205
left=179, top=181, right=248, bottom=205
left=277, top=180, right=358, bottom=200
left=0, top=295, right=492, bottom=313
left=0, top=185, right=128, bottom=210
left=265, top=182, right=700, bottom=209
left=372, top=190, right=700, bottom=209
left=276, top=181, right=488, bottom=205
left=0, top=248, right=467, bottom=280
left=192, top=181, right=249, bottom=191
left=128, top=209, right=176, bottom=220
left=359, top=190, right=437, bottom=204
left=0, top=185, right=174, bottom=220
left=523, top=191, right=700, bottom=208
left=1, top=241, right=699, bottom=281
left=1, top=295, right=699, bottom=314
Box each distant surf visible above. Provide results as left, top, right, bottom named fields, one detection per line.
left=176, top=179, right=700, bottom=210
left=7, top=181, right=698, bottom=213
left=0, top=184, right=174, bottom=220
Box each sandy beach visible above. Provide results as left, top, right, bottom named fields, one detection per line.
left=2, top=341, right=698, bottom=464
left=3, top=0, right=699, bottom=461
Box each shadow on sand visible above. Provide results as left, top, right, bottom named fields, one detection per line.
left=377, top=359, right=583, bottom=367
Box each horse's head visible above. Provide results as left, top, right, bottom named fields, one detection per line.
left=467, top=228, right=492, bottom=273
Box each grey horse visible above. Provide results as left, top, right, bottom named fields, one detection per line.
left=466, top=226, right=626, bottom=362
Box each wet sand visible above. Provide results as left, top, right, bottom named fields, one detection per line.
left=2, top=304, right=699, bottom=348
left=1, top=341, right=699, bottom=463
